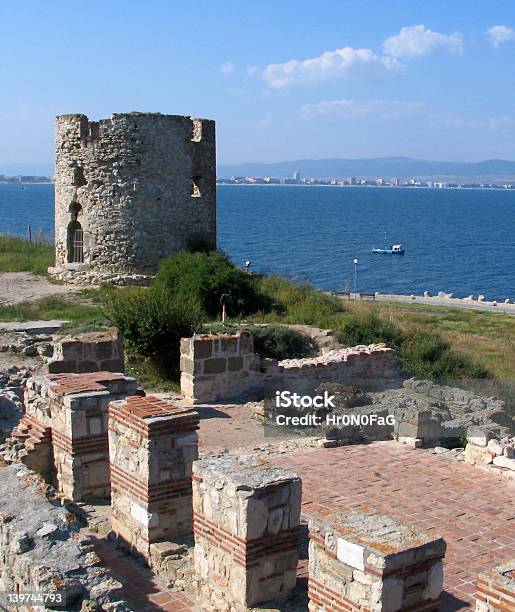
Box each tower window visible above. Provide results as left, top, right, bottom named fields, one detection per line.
left=191, top=176, right=202, bottom=197
left=68, top=220, right=84, bottom=263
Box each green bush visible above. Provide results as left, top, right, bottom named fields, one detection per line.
left=335, top=312, right=489, bottom=382
left=104, top=287, right=202, bottom=378
left=398, top=331, right=489, bottom=381
left=335, top=312, right=403, bottom=348
left=248, top=325, right=318, bottom=361
left=154, top=251, right=266, bottom=318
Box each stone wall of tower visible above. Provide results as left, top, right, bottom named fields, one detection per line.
left=50, top=112, right=216, bottom=285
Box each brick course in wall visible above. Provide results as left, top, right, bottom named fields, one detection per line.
left=476, top=560, right=515, bottom=611
left=108, top=395, right=199, bottom=557
left=3, top=371, right=139, bottom=500
left=308, top=511, right=446, bottom=612
left=192, top=455, right=302, bottom=610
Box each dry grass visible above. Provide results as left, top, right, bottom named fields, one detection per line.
left=348, top=301, right=515, bottom=380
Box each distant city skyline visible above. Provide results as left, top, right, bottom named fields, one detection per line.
left=2, top=1, right=515, bottom=166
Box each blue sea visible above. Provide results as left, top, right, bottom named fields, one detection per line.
left=0, top=183, right=513, bottom=300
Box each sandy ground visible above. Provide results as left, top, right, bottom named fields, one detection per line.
left=0, top=272, right=79, bottom=306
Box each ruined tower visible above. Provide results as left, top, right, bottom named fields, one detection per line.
left=49, top=112, right=216, bottom=285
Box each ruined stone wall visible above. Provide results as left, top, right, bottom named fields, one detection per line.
left=50, top=112, right=216, bottom=285
left=180, top=332, right=266, bottom=403
left=45, top=330, right=125, bottom=374
left=6, top=372, right=139, bottom=500
left=192, top=456, right=301, bottom=610
left=108, top=395, right=199, bottom=556
left=180, top=332, right=400, bottom=404
left=0, top=465, right=129, bottom=611
left=308, top=512, right=446, bottom=612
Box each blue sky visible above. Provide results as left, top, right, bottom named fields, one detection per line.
left=2, top=0, right=515, bottom=168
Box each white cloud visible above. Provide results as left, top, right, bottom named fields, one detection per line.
left=257, top=111, right=273, bottom=130
left=383, top=25, right=463, bottom=59
left=221, top=61, right=235, bottom=75
left=487, top=25, right=515, bottom=49
left=255, top=47, right=402, bottom=88
left=301, top=99, right=425, bottom=120
left=488, top=116, right=515, bottom=129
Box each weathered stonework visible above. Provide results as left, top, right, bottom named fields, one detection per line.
left=192, top=455, right=302, bottom=610
left=0, top=465, right=129, bottom=611
left=180, top=331, right=400, bottom=404
left=45, top=329, right=125, bottom=374
left=308, top=512, right=446, bottom=612
left=108, top=395, right=199, bottom=556
left=476, top=559, right=515, bottom=611
left=49, top=112, right=216, bottom=285
left=2, top=371, right=139, bottom=500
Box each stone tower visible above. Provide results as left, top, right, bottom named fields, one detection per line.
left=49, top=112, right=216, bottom=285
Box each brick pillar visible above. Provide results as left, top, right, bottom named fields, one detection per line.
left=476, top=560, right=515, bottom=611
left=308, top=512, right=446, bottom=612
left=108, top=395, right=199, bottom=556
left=192, top=456, right=301, bottom=609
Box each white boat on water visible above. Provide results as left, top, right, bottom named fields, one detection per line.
left=372, top=244, right=405, bottom=255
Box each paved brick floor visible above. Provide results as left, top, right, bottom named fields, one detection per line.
left=90, top=441, right=514, bottom=611
left=274, top=441, right=515, bottom=611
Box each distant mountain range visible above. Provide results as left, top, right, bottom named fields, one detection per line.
left=0, top=163, right=54, bottom=177
left=217, top=157, right=515, bottom=181
left=4, top=157, right=515, bottom=183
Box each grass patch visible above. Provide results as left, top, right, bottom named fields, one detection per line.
left=0, top=295, right=107, bottom=330
left=0, top=235, right=54, bottom=275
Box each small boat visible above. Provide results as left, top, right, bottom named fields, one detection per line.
left=372, top=244, right=405, bottom=255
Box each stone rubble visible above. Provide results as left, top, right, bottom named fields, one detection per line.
left=0, top=464, right=130, bottom=611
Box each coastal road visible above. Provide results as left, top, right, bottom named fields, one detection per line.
left=344, top=292, right=515, bottom=315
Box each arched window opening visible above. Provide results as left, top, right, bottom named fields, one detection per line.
left=68, top=220, right=84, bottom=263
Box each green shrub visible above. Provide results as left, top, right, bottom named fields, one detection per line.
left=335, top=312, right=404, bottom=348
left=248, top=325, right=317, bottom=361
left=255, top=275, right=345, bottom=325
left=0, top=235, right=54, bottom=275
left=154, top=251, right=266, bottom=318
left=335, top=312, right=489, bottom=382
left=398, top=331, right=489, bottom=381
left=104, top=287, right=202, bottom=378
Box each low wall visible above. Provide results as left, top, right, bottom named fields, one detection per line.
left=180, top=331, right=400, bottom=404
left=45, top=330, right=125, bottom=374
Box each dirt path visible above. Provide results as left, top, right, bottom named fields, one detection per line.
left=0, top=272, right=79, bottom=306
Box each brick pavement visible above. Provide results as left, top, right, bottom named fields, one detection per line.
left=274, top=441, right=515, bottom=611
left=88, top=440, right=514, bottom=610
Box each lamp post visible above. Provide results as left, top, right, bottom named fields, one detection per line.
left=353, top=258, right=358, bottom=299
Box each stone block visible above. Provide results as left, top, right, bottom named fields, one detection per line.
left=308, top=511, right=446, bottom=612
left=203, top=357, right=226, bottom=375
left=193, top=455, right=301, bottom=609
left=228, top=356, right=244, bottom=371
left=78, top=361, right=100, bottom=373
left=99, top=359, right=125, bottom=373
left=492, top=455, right=515, bottom=470
left=467, top=425, right=495, bottom=447
left=193, top=337, right=213, bottom=359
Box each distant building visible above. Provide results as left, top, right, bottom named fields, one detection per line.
left=348, top=176, right=357, bottom=186
left=293, top=171, right=301, bottom=183
left=391, top=177, right=399, bottom=186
